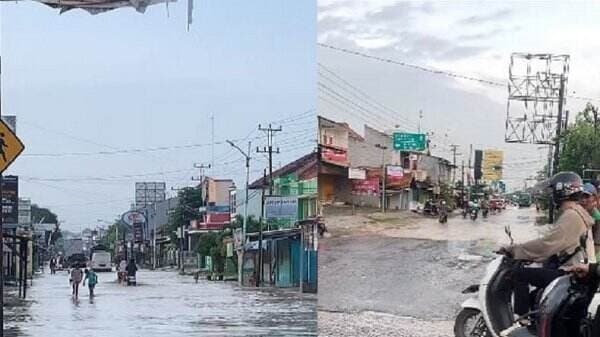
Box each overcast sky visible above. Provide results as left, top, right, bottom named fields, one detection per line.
left=1, top=1, right=316, bottom=231
left=318, top=1, right=600, bottom=189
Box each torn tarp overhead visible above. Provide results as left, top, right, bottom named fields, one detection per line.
left=2, top=0, right=178, bottom=15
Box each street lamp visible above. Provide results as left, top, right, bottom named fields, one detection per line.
left=226, top=139, right=251, bottom=286
left=375, top=144, right=388, bottom=213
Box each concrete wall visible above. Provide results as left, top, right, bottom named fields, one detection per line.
left=349, top=126, right=401, bottom=168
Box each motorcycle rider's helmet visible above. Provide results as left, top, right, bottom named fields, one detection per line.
left=549, top=171, right=583, bottom=203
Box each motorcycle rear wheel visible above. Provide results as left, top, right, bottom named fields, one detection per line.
left=454, top=308, right=490, bottom=337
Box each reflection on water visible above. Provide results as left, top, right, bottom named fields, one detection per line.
left=5, top=270, right=317, bottom=337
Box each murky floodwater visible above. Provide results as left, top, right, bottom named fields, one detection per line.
left=5, top=269, right=317, bottom=337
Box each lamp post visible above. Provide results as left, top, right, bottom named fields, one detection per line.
left=226, top=139, right=251, bottom=286
left=375, top=144, right=388, bottom=212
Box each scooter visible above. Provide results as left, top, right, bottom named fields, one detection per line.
left=455, top=227, right=600, bottom=337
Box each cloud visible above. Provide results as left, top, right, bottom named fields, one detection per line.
left=457, top=9, right=513, bottom=25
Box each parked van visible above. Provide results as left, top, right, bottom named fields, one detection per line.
left=91, top=251, right=112, bottom=272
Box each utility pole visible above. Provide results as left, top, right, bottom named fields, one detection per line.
left=461, top=161, right=466, bottom=207
left=549, top=75, right=566, bottom=224
left=227, top=139, right=252, bottom=286
left=449, top=145, right=460, bottom=183
left=257, top=169, right=267, bottom=287
left=211, top=114, right=215, bottom=171
left=257, top=124, right=282, bottom=196
left=375, top=144, right=388, bottom=212
left=186, top=163, right=211, bottom=273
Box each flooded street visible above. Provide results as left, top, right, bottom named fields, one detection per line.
left=5, top=270, right=317, bottom=337
left=318, top=207, right=542, bottom=337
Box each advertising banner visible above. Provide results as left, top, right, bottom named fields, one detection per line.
left=321, top=147, right=349, bottom=166
left=483, top=150, right=504, bottom=181
left=352, top=177, right=380, bottom=196
left=2, top=175, right=18, bottom=224
left=265, top=196, right=298, bottom=220
left=386, top=165, right=404, bottom=183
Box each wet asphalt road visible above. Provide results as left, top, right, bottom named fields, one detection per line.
left=318, top=207, right=539, bottom=321
left=5, top=269, right=317, bottom=337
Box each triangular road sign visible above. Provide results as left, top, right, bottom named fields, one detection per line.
left=0, top=119, right=24, bottom=173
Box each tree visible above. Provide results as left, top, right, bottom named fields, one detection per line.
left=31, top=204, right=58, bottom=224
left=168, top=187, right=203, bottom=242
left=558, top=103, right=600, bottom=176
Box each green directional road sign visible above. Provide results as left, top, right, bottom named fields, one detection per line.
left=393, top=132, right=426, bottom=151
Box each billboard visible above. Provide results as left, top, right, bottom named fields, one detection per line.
left=386, top=165, right=404, bottom=183
left=135, top=182, right=166, bottom=208
left=18, top=198, right=31, bottom=225
left=321, top=146, right=349, bottom=167
left=2, top=175, right=18, bottom=224
left=393, top=133, right=426, bottom=151
left=265, top=196, right=298, bottom=220
left=483, top=150, right=504, bottom=181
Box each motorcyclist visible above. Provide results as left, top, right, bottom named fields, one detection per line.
left=499, top=171, right=596, bottom=317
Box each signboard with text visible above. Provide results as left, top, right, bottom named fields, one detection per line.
left=265, top=196, right=298, bottom=220
left=348, top=168, right=366, bottom=180
left=393, top=133, right=426, bottom=151
left=386, top=165, right=404, bottom=183
left=2, top=175, right=18, bottom=224
left=321, top=147, right=349, bottom=166
left=352, top=177, right=380, bottom=196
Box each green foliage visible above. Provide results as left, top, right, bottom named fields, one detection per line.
left=98, top=221, right=129, bottom=248
left=559, top=103, right=600, bottom=175
left=31, top=204, right=58, bottom=224
left=231, top=214, right=261, bottom=234
left=194, top=231, right=229, bottom=273
left=168, top=187, right=204, bottom=242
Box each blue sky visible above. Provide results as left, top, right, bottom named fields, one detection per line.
left=1, top=1, right=316, bottom=230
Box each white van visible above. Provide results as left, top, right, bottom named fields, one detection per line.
left=90, top=251, right=112, bottom=272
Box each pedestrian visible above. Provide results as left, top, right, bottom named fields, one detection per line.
left=194, top=271, right=200, bottom=283
left=70, top=264, right=83, bottom=299
left=118, top=259, right=127, bottom=284
left=83, top=269, right=98, bottom=297
left=49, top=257, right=56, bottom=275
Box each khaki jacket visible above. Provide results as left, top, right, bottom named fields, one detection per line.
left=511, top=203, right=596, bottom=266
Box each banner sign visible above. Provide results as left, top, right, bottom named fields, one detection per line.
left=2, top=175, right=18, bottom=224
left=265, top=196, right=298, bottom=220
left=352, top=177, right=380, bottom=196
left=321, top=147, right=348, bottom=166
left=348, top=168, right=366, bottom=180
left=386, top=165, right=404, bottom=183
left=483, top=150, right=504, bottom=181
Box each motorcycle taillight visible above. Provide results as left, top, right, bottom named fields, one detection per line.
left=538, top=315, right=552, bottom=337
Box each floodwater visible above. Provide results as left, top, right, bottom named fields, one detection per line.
left=318, top=207, right=541, bottom=320
left=5, top=270, right=317, bottom=337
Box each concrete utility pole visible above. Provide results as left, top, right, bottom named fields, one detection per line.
left=549, top=75, right=566, bottom=224
left=257, top=124, right=282, bottom=195
left=449, top=144, right=460, bottom=183
left=254, top=124, right=281, bottom=286
left=184, top=163, right=210, bottom=273
left=375, top=144, right=388, bottom=212
left=226, top=139, right=252, bottom=286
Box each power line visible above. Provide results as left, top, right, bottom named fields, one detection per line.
left=318, top=43, right=600, bottom=103
left=319, top=63, right=419, bottom=130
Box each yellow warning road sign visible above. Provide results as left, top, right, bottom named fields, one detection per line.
left=0, top=119, right=24, bottom=173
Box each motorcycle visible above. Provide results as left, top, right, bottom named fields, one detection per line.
left=470, top=208, right=478, bottom=221
left=455, top=227, right=600, bottom=337
left=439, top=211, right=448, bottom=224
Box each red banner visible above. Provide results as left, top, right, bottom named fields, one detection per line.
left=321, top=147, right=348, bottom=166
left=352, top=177, right=380, bottom=196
